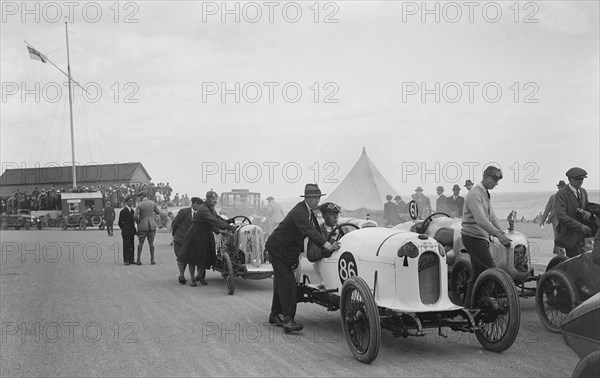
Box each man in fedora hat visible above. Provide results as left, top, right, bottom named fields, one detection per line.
left=384, top=194, right=399, bottom=227
left=447, top=184, right=465, bottom=217
left=539, top=180, right=568, bottom=255
left=412, top=186, right=431, bottom=217
left=266, top=184, right=340, bottom=333
left=171, top=196, right=204, bottom=285
left=555, top=167, right=593, bottom=257
left=435, top=186, right=448, bottom=214
left=464, top=180, right=474, bottom=191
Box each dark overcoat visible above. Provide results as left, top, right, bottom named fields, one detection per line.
left=177, top=203, right=230, bottom=268
left=554, top=186, right=589, bottom=251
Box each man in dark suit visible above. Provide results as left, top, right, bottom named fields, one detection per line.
left=118, top=196, right=137, bottom=265
left=446, top=184, right=465, bottom=217
left=171, top=197, right=203, bottom=284
left=540, top=180, right=567, bottom=255
left=104, top=201, right=116, bottom=236
left=435, top=186, right=448, bottom=213
left=383, top=194, right=398, bottom=227
left=555, top=167, right=593, bottom=257
left=266, top=184, right=340, bottom=333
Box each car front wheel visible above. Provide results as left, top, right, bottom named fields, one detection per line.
left=472, top=268, right=520, bottom=353
left=60, top=219, right=68, bottom=231
left=78, top=218, right=87, bottom=231
left=1, top=220, right=8, bottom=230
left=450, top=259, right=473, bottom=306
left=24, top=222, right=30, bottom=230
left=340, top=276, right=381, bottom=364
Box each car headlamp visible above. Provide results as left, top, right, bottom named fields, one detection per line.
left=397, top=242, right=419, bottom=258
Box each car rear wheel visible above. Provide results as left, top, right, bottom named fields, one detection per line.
left=222, top=252, right=234, bottom=295
left=60, top=219, right=68, bottom=231
left=450, top=259, right=473, bottom=306
left=572, top=350, right=600, bottom=378
left=340, top=276, right=381, bottom=364
left=78, top=218, right=87, bottom=231
left=472, top=268, right=520, bottom=352
left=535, top=269, right=577, bottom=333
left=1, top=219, right=8, bottom=230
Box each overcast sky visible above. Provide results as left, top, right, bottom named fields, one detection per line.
left=1, top=1, right=598, bottom=199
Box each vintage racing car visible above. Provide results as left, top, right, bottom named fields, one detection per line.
left=536, top=250, right=600, bottom=333
left=297, top=223, right=521, bottom=363
left=561, top=292, right=600, bottom=378
left=213, top=216, right=273, bottom=295
left=394, top=207, right=534, bottom=305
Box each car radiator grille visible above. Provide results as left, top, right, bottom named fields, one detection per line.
left=418, top=252, right=440, bottom=304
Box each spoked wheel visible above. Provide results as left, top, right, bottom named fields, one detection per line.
left=535, top=269, right=577, bottom=333
left=79, top=218, right=87, bottom=231
left=222, top=252, right=235, bottom=295
left=450, top=259, right=472, bottom=306
left=472, top=268, right=520, bottom=352
left=60, top=219, right=68, bottom=231
left=340, top=276, right=381, bottom=364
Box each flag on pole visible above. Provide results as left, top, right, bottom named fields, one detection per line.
left=27, top=46, right=47, bottom=63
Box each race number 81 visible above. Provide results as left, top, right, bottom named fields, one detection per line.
left=338, top=252, right=358, bottom=285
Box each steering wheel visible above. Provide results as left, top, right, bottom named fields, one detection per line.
left=420, top=212, right=451, bottom=234
left=230, top=215, right=251, bottom=226
left=327, top=222, right=360, bottom=243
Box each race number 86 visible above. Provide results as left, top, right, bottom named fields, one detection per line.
left=338, top=252, right=358, bottom=284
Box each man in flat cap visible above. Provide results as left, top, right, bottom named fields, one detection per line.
left=554, top=167, right=593, bottom=257
left=171, top=197, right=203, bottom=285
left=134, top=192, right=161, bottom=265
left=266, top=184, right=340, bottom=333
left=178, top=191, right=236, bottom=286
left=266, top=196, right=285, bottom=234
left=539, top=180, right=568, bottom=255
left=307, top=202, right=343, bottom=263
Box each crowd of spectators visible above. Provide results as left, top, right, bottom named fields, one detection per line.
left=0, top=182, right=188, bottom=214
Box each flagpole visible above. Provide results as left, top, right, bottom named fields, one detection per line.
left=65, top=22, right=76, bottom=189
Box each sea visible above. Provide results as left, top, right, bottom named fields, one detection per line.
left=274, top=190, right=600, bottom=220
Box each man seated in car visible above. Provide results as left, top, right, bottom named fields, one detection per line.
left=305, top=202, right=343, bottom=286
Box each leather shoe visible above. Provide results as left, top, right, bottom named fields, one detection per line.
left=268, top=313, right=283, bottom=327
left=283, top=319, right=303, bottom=333
left=151, top=261, right=156, bottom=265
left=178, top=276, right=187, bottom=284
left=190, top=280, right=197, bottom=287
left=136, top=261, right=142, bottom=266
left=198, top=277, right=208, bottom=286
left=124, top=261, right=130, bottom=266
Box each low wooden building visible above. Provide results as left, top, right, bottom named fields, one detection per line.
left=0, top=162, right=151, bottom=196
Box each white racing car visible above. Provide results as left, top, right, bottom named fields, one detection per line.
left=297, top=223, right=521, bottom=363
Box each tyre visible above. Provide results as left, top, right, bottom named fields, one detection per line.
left=78, top=218, right=87, bottom=231
left=14, top=226, right=20, bottom=230
left=536, top=269, right=577, bottom=333
left=37, top=222, right=42, bottom=230
left=223, top=253, right=234, bottom=295
left=24, top=222, right=30, bottom=230
left=472, top=268, right=520, bottom=352
left=340, top=276, right=381, bottom=364
left=91, top=215, right=102, bottom=227
left=60, top=219, right=68, bottom=231
left=546, top=255, right=568, bottom=272
left=450, top=259, right=473, bottom=306
left=572, top=350, right=600, bottom=378
left=1, top=219, right=8, bottom=230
